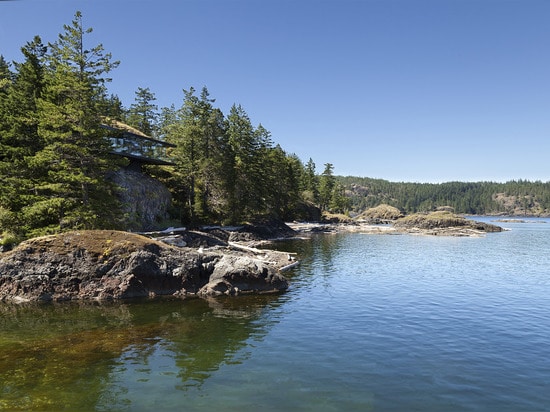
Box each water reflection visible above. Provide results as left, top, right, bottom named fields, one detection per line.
left=0, top=295, right=284, bottom=411
left=272, top=234, right=350, bottom=293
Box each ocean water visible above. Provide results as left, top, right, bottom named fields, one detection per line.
left=1, top=218, right=550, bottom=411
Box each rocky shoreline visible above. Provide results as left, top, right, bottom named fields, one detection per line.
left=288, top=213, right=504, bottom=238
left=0, top=229, right=294, bottom=303
left=0, top=213, right=505, bottom=303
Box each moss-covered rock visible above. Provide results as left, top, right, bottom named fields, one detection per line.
left=0, top=230, right=290, bottom=302
left=394, top=211, right=503, bottom=234
left=357, top=204, right=403, bottom=222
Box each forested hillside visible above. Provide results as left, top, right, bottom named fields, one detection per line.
left=0, top=12, right=342, bottom=245
left=1, top=12, right=548, bottom=247
left=339, top=176, right=550, bottom=216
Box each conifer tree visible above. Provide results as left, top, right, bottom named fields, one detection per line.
left=329, top=182, right=350, bottom=214
left=0, top=55, right=13, bottom=141
left=226, top=104, right=269, bottom=222
left=26, top=11, right=121, bottom=234
left=2, top=37, right=46, bottom=160
left=196, top=95, right=228, bottom=221
left=164, top=87, right=228, bottom=224
left=0, top=55, right=15, bottom=240
left=0, top=37, right=47, bottom=239
left=126, top=87, right=158, bottom=136
left=0, top=55, right=11, bottom=91
left=264, top=147, right=303, bottom=220
left=99, top=93, right=125, bottom=121
left=302, top=158, right=319, bottom=204
left=319, top=163, right=335, bottom=212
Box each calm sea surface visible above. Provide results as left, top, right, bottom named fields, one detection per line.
left=1, top=218, right=550, bottom=411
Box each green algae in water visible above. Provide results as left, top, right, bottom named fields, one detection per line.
left=0, top=296, right=282, bottom=411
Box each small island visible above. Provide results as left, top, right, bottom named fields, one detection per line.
left=392, top=211, right=504, bottom=236
left=0, top=211, right=505, bottom=302
left=289, top=207, right=504, bottom=237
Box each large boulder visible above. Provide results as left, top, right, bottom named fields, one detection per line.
left=198, top=254, right=290, bottom=296
left=0, top=230, right=290, bottom=302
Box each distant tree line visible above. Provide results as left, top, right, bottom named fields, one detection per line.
left=339, top=176, right=550, bottom=216
left=0, top=12, right=345, bottom=244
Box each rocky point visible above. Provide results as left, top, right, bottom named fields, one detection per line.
left=0, top=230, right=292, bottom=302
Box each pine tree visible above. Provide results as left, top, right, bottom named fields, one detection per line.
left=26, top=11, right=121, bottom=234
left=264, top=146, right=303, bottom=220
left=302, top=157, right=319, bottom=204
left=0, top=55, right=11, bottom=91
left=163, top=87, right=228, bottom=224
left=226, top=104, right=270, bottom=222
left=126, top=87, right=158, bottom=136
left=99, top=93, right=125, bottom=121
left=319, top=163, right=335, bottom=211
left=0, top=37, right=47, bottom=238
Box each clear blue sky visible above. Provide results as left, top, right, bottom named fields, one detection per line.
left=1, top=0, right=549, bottom=183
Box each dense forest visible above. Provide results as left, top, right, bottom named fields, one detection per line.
left=1, top=12, right=548, bottom=246
left=0, top=12, right=346, bottom=245
left=339, top=176, right=550, bottom=217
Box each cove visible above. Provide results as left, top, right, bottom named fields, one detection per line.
left=1, top=218, right=550, bottom=411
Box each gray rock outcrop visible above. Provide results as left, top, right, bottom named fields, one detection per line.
left=108, top=169, right=171, bottom=231
left=394, top=211, right=504, bottom=235
left=0, top=230, right=290, bottom=302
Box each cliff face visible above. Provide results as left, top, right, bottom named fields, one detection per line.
left=109, top=169, right=171, bottom=231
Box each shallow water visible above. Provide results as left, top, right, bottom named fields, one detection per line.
left=1, top=218, right=550, bottom=411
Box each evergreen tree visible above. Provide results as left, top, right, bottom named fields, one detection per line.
left=0, top=55, right=13, bottom=137
left=196, top=101, right=228, bottom=221
left=0, top=55, right=11, bottom=91
left=158, top=104, right=177, bottom=138
left=3, top=37, right=46, bottom=159
left=26, top=11, right=121, bottom=234
left=99, top=93, right=125, bottom=121
left=302, top=157, right=319, bottom=204
left=164, top=87, right=228, bottom=224
left=126, top=87, right=158, bottom=136
left=319, top=163, right=335, bottom=211
left=264, top=147, right=303, bottom=220
left=226, top=104, right=271, bottom=222
left=329, top=182, right=350, bottom=214
left=0, top=37, right=47, bottom=238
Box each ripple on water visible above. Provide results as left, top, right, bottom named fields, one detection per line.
left=2, top=224, right=550, bottom=411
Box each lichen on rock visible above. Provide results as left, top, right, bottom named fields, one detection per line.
left=0, top=230, right=291, bottom=302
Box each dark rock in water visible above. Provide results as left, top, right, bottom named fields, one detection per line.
left=227, top=218, right=296, bottom=243
left=0, top=230, right=290, bottom=302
